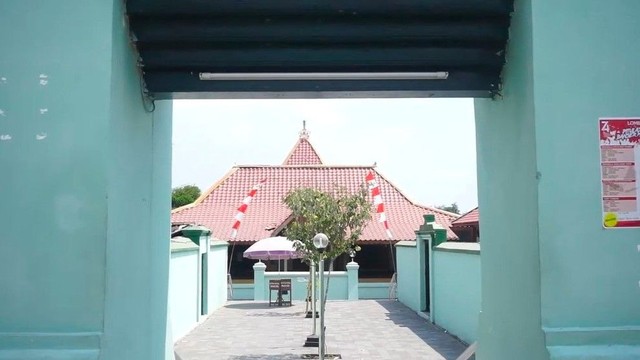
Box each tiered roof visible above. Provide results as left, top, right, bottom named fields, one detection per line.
left=282, top=136, right=323, bottom=166
left=172, top=127, right=459, bottom=242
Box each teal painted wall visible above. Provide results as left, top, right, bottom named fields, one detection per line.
left=103, top=0, right=172, bottom=357
left=208, top=241, right=230, bottom=312
left=169, top=250, right=199, bottom=341
left=0, top=1, right=172, bottom=358
left=260, top=272, right=349, bottom=301
left=530, top=1, right=640, bottom=357
left=232, top=284, right=256, bottom=300
left=432, top=246, right=481, bottom=344
left=474, top=0, right=548, bottom=358
left=168, top=241, right=227, bottom=343
left=476, top=0, right=640, bottom=358
left=0, top=1, right=111, bottom=339
left=248, top=267, right=375, bottom=300
left=358, top=283, right=389, bottom=300
left=396, top=242, right=422, bottom=312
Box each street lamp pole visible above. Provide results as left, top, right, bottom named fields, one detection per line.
left=311, top=261, right=316, bottom=336
left=318, top=257, right=325, bottom=359
left=313, top=233, right=329, bottom=360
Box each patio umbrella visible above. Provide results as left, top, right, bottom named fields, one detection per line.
left=243, top=236, right=303, bottom=271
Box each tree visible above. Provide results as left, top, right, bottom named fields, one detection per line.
left=172, top=185, right=201, bottom=209
left=283, top=186, right=371, bottom=311
left=436, top=202, right=460, bottom=214
left=283, top=186, right=371, bottom=265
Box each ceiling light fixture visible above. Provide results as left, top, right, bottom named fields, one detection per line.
left=198, top=72, right=449, bottom=81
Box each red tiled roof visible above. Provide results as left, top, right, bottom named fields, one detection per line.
left=451, top=207, right=479, bottom=226
left=172, top=137, right=459, bottom=242
left=282, top=138, right=323, bottom=165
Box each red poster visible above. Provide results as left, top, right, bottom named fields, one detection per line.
left=600, top=118, right=640, bottom=228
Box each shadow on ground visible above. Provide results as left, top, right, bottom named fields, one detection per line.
left=176, top=353, right=305, bottom=360
left=246, top=311, right=306, bottom=317
left=221, top=355, right=341, bottom=360
left=225, top=302, right=307, bottom=318
left=223, top=301, right=274, bottom=310
left=225, top=354, right=302, bottom=360
left=375, top=300, right=475, bottom=360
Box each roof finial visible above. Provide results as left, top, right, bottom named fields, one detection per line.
left=299, top=120, right=310, bottom=140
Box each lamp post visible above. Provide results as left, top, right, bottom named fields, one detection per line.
left=311, top=260, right=316, bottom=333
left=313, top=233, right=329, bottom=360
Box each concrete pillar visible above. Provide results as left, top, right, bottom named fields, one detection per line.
left=475, top=0, right=640, bottom=358
left=253, top=261, right=267, bottom=301
left=0, top=1, right=172, bottom=359
left=415, top=226, right=429, bottom=313
left=415, top=214, right=445, bottom=314
left=473, top=1, right=547, bottom=358
left=181, top=226, right=212, bottom=319
left=346, top=261, right=360, bottom=300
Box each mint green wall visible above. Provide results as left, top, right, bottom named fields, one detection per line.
left=0, top=1, right=111, bottom=338
left=208, top=241, right=230, bottom=311
left=168, top=241, right=227, bottom=343
left=0, top=1, right=172, bottom=358
left=103, top=0, right=172, bottom=357
left=358, top=283, right=389, bottom=299
left=396, top=242, right=422, bottom=312
left=432, top=245, right=481, bottom=344
left=320, top=273, right=347, bottom=300
left=397, top=239, right=481, bottom=344
left=474, top=0, right=547, bottom=358
left=250, top=265, right=369, bottom=300
left=475, top=0, right=640, bottom=358
left=169, top=250, right=199, bottom=341
left=260, top=272, right=349, bottom=300
left=232, top=284, right=255, bottom=300
left=531, top=1, right=640, bottom=357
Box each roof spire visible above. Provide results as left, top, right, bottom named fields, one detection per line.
left=299, top=120, right=310, bottom=140
left=283, top=121, right=323, bottom=165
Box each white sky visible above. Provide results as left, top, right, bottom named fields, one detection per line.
left=171, top=98, right=478, bottom=213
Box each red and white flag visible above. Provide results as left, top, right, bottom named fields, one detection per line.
left=365, top=171, right=392, bottom=238
left=231, top=178, right=267, bottom=239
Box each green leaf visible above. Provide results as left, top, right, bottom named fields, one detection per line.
left=171, top=185, right=201, bottom=209
left=283, top=185, right=371, bottom=263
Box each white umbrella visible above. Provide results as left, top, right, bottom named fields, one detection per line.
left=243, top=236, right=303, bottom=272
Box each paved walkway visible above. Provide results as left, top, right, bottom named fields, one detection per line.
left=174, top=300, right=471, bottom=360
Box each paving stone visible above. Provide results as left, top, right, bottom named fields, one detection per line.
left=174, top=300, right=473, bottom=360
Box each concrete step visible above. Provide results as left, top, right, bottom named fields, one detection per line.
left=0, top=350, right=99, bottom=360
left=548, top=345, right=640, bottom=360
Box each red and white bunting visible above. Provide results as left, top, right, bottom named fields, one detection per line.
left=365, top=171, right=392, bottom=238
left=231, top=178, right=267, bottom=239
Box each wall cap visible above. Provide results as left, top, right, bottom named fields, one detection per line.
left=210, top=240, right=229, bottom=248
left=264, top=271, right=347, bottom=277
left=170, top=237, right=199, bottom=253
left=395, top=240, right=417, bottom=247
left=434, top=241, right=480, bottom=254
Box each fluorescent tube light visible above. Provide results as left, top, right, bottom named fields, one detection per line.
left=198, top=72, right=449, bottom=81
